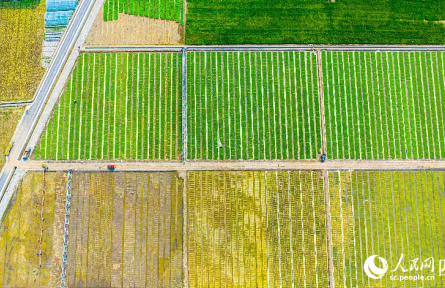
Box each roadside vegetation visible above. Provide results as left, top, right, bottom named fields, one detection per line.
left=0, top=107, right=24, bottom=171
left=0, top=0, right=46, bottom=102
left=185, top=0, right=445, bottom=45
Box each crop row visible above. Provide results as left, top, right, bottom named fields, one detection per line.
left=35, top=52, right=183, bottom=161
left=0, top=172, right=67, bottom=287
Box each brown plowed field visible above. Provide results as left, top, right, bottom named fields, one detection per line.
left=67, top=172, right=183, bottom=287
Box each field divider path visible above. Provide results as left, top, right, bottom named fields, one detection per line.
left=60, top=170, right=73, bottom=288
left=182, top=48, right=187, bottom=162
left=316, top=50, right=327, bottom=156
left=81, top=45, right=445, bottom=53
left=13, top=159, right=445, bottom=171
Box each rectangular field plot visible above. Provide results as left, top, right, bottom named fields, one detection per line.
left=187, top=51, right=322, bottom=160
left=0, top=172, right=67, bottom=287
left=322, top=51, right=445, bottom=159
left=187, top=171, right=329, bottom=287
left=35, top=52, right=183, bottom=161
left=329, top=171, right=445, bottom=288
left=103, top=0, right=184, bottom=25
left=67, top=172, right=183, bottom=287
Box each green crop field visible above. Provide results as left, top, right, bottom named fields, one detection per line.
left=187, top=171, right=329, bottom=287
left=34, top=52, right=183, bottom=161
left=322, top=51, right=445, bottom=160
left=185, top=0, right=445, bottom=45
left=329, top=171, right=445, bottom=288
left=187, top=51, right=322, bottom=160
left=103, top=0, right=184, bottom=25
left=34, top=50, right=445, bottom=161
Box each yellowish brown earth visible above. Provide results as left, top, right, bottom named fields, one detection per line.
left=0, top=3, right=46, bottom=102
left=85, top=7, right=184, bottom=46
left=0, top=107, right=25, bottom=171
left=0, top=172, right=67, bottom=287
left=187, top=171, right=329, bottom=288
left=67, top=172, right=183, bottom=287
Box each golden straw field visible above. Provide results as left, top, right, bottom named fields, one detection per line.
left=187, top=171, right=329, bottom=288
left=0, top=1, right=46, bottom=102
left=0, top=172, right=67, bottom=287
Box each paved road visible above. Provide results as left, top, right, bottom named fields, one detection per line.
left=14, top=159, right=445, bottom=172
left=0, top=0, right=97, bottom=202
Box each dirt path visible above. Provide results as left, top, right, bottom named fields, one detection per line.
left=14, top=159, right=445, bottom=172
left=316, top=49, right=327, bottom=155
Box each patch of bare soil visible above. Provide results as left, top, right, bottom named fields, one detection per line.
left=85, top=7, right=184, bottom=46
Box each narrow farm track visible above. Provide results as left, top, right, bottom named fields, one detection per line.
left=13, top=159, right=445, bottom=172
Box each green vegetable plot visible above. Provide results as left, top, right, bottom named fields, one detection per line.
left=187, top=51, right=322, bottom=160
left=35, top=52, right=183, bottom=161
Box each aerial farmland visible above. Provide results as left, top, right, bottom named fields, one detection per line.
left=0, top=0, right=445, bottom=287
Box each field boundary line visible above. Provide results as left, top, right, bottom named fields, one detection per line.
left=316, top=49, right=327, bottom=156
left=323, top=171, right=335, bottom=288
left=81, top=45, right=445, bottom=53
left=0, top=101, right=33, bottom=107
left=15, top=160, right=445, bottom=171
left=60, top=170, right=73, bottom=288
left=182, top=48, right=187, bottom=162
left=181, top=171, right=189, bottom=288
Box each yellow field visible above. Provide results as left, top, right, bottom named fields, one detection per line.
left=0, top=107, right=24, bottom=170
left=0, top=2, right=46, bottom=101
left=187, top=171, right=329, bottom=288
left=329, top=171, right=445, bottom=288
left=67, top=172, right=183, bottom=287
left=0, top=172, right=67, bottom=287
